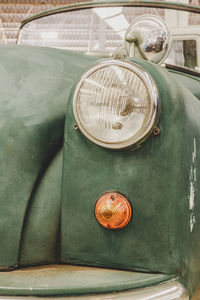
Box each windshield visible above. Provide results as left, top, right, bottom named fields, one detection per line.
left=18, top=5, right=200, bottom=72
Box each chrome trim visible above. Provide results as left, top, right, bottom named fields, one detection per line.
left=124, top=14, right=172, bottom=65
left=0, top=281, right=189, bottom=299
left=19, top=1, right=200, bottom=28
left=73, top=59, right=159, bottom=150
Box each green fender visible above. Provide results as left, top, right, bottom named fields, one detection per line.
left=62, top=58, right=200, bottom=296
left=0, top=45, right=97, bottom=269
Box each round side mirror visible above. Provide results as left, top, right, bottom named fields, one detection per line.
left=124, top=15, right=172, bottom=64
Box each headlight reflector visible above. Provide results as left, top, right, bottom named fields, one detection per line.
left=73, top=60, right=159, bottom=149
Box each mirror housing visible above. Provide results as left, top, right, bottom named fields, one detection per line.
left=124, top=14, right=172, bottom=64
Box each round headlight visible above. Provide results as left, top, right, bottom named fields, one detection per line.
left=73, top=60, right=159, bottom=149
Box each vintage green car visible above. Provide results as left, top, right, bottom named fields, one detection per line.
left=0, top=1, right=200, bottom=299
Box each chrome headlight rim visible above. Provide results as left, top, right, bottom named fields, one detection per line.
left=73, top=59, right=160, bottom=150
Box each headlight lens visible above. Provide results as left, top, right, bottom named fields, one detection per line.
left=73, top=60, right=159, bottom=149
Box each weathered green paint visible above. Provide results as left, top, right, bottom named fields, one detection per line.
left=0, top=265, right=173, bottom=296
left=0, top=44, right=200, bottom=298
left=168, top=70, right=200, bottom=100
left=19, top=150, right=62, bottom=266
left=62, top=58, right=200, bottom=297
left=20, top=0, right=200, bottom=28
left=0, top=45, right=97, bottom=269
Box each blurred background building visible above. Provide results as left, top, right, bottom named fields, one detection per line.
left=0, top=0, right=86, bottom=44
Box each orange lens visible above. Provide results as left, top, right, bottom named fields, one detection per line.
left=95, top=192, right=132, bottom=230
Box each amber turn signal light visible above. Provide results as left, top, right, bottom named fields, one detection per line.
left=95, top=192, right=132, bottom=230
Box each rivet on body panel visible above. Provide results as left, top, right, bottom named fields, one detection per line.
left=73, top=123, right=79, bottom=130
left=152, top=127, right=161, bottom=136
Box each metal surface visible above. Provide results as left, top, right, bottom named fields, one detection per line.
left=125, top=15, right=172, bottom=64
left=166, top=64, right=200, bottom=78
left=152, top=126, right=161, bottom=136
left=0, top=281, right=189, bottom=299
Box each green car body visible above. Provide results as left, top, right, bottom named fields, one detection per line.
left=0, top=1, right=200, bottom=299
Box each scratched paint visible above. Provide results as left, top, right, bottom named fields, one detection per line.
left=192, top=138, right=197, bottom=163
left=189, top=138, right=196, bottom=233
